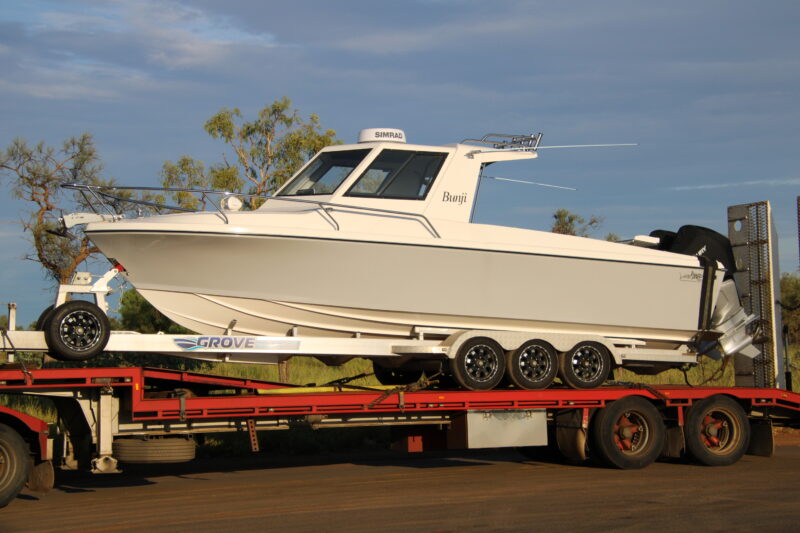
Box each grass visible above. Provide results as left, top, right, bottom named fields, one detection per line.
left=195, top=357, right=379, bottom=387
left=0, top=353, right=381, bottom=425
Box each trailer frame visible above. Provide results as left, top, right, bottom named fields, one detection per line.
left=1, top=364, right=799, bottom=495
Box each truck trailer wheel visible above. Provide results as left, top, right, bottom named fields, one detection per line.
left=0, top=423, right=31, bottom=509
left=559, top=342, right=611, bottom=389
left=506, top=340, right=558, bottom=390
left=44, top=300, right=111, bottom=361
left=451, top=337, right=505, bottom=391
left=685, top=395, right=750, bottom=466
left=591, top=396, right=665, bottom=469
left=113, top=437, right=196, bottom=464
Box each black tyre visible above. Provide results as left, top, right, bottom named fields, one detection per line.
left=591, top=396, right=665, bottom=469
left=685, top=395, right=750, bottom=466
left=44, top=300, right=111, bottom=361
left=559, top=341, right=611, bottom=389
left=0, top=423, right=31, bottom=509
left=506, top=340, right=558, bottom=390
left=451, top=337, right=505, bottom=391
left=35, top=305, right=55, bottom=331
left=113, top=437, right=196, bottom=464
left=372, top=361, right=424, bottom=386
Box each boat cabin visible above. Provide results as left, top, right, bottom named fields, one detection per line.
left=272, top=128, right=539, bottom=224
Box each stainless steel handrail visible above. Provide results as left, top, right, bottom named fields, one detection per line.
left=62, top=184, right=440, bottom=238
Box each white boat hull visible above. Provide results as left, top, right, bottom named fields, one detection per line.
left=90, top=229, right=712, bottom=345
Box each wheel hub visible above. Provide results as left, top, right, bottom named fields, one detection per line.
left=571, top=346, right=603, bottom=381
left=519, top=346, right=551, bottom=381
left=614, top=412, right=647, bottom=453
left=465, top=345, right=498, bottom=382
left=59, top=310, right=102, bottom=352
left=701, top=414, right=728, bottom=449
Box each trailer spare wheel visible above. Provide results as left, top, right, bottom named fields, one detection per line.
left=113, top=437, right=196, bottom=464
left=44, top=300, right=110, bottom=361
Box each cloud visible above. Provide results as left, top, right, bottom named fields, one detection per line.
left=0, top=0, right=284, bottom=102
left=0, top=57, right=184, bottom=100
left=120, top=1, right=279, bottom=69
left=669, top=178, right=800, bottom=192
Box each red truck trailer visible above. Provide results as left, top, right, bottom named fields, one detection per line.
left=1, top=364, right=799, bottom=509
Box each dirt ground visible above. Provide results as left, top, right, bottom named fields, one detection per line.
left=2, top=429, right=800, bottom=533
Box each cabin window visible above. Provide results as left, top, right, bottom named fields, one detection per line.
left=346, top=150, right=447, bottom=200
left=278, top=149, right=371, bottom=196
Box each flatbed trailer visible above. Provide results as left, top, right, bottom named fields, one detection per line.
left=2, top=365, right=800, bottom=509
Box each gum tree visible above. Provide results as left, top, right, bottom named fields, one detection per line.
left=0, top=133, right=106, bottom=284
left=162, top=97, right=338, bottom=205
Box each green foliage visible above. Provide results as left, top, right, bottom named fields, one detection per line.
left=551, top=208, right=603, bottom=237
left=160, top=156, right=243, bottom=209
left=119, top=289, right=189, bottom=334
left=161, top=97, right=337, bottom=209
left=201, top=96, right=338, bottom=196
left=781, top=272, right=800, bottom=346
left=0, top=134, right=110, bottom=283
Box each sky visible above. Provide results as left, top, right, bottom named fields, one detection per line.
left=1, top=0, right=799, bottom=325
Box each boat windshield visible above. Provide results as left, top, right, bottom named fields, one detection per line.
left=346, top=150, right=447, bottom=200
left=278, top=149, right=371, bottom=196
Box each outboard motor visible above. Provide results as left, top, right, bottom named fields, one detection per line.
left=651, top=225, right=737, bottom=279
left=650, top=225, right=756, bottom=358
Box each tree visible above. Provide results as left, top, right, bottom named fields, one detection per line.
left=118, top=289, right=189, bottom=335
left=163, top=97, right=338, bottom=206
left=0, top=134, right=108, bottom=284
left=551, top=208, right=603, bottom=237
left=781, top=272, right=800, bottom=346
left=160, top=156, right=242, bottom=210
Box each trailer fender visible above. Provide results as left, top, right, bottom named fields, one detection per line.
left=0, top=407, right=50, bottom=461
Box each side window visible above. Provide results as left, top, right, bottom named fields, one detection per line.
left=346, top=150, right=447, bottom=200
left=278, top=149, right=370, bottom=196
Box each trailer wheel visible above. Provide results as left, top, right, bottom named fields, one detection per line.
left=685, top=395, right=750, bottom=466
left=451, top=337, right=505, bottom=391
left=372, top=361, right=424, bottom=385
left=113, top=437, right=196, bottom=464
left=35, top=305, right=55, bottom=331
left=559, top=342, right=611, bottom=389
left=506, top=340, right=558, bottom=390
left=591, top=396, right=665, bottom=469
left=44, top=300, right=110, bottom=361
left=0, top=423, right=31, bottom=509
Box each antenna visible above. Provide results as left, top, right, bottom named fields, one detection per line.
left=535, top=143, right=638, bottom=150
left=483, top=176, right=577, bottom=191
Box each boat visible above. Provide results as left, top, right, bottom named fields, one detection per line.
left=62, top=128, right=757, bottom=388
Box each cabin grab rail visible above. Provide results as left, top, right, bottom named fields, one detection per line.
left=61, top=183, right=441, bottom=238
left=267, top=196, right=441, bottom=238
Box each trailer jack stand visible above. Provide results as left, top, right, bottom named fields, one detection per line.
left=92, top=455, right=120, bottom=474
